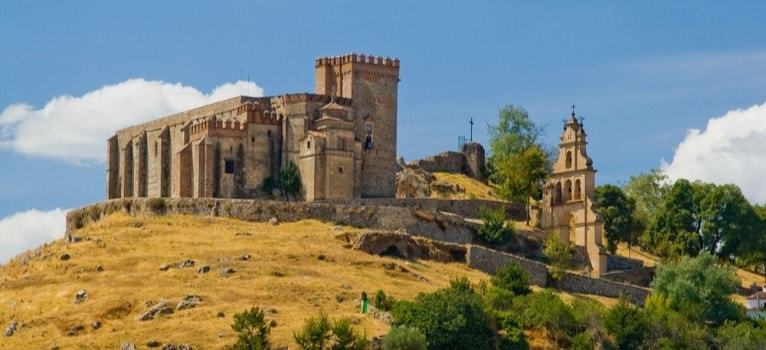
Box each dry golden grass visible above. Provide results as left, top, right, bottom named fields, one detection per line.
left=430, top=172, right=501, bottom=201
left=0, top=213, right=490, bottom=349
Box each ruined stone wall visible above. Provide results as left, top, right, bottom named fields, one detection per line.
left=461, top=142, right=485, bottom=180
left=411, top=151, right=465, bottom=174
left=601, top=267, right=655, bottom=287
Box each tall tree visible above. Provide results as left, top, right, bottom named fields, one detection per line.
left=487, top=105, right=549, bottom=211
left=700, top=184, right=760, bottom=260
left=594, top=185, right=642, bottom=254
left=646, top=179, right=702, bottom=258
left=622, top=169, right=668, bottom=226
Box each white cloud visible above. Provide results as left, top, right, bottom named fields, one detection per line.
left=661, top=102, right=766, bottom=204
left=0, top=208, right=68, bottom=264
left=0, top=79, right=264, bottom=163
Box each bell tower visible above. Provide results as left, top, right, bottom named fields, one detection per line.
left=315, top=53, right=400, bottom=197
left=538, top=108, right=607, bottom=276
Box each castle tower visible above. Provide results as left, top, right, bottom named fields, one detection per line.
left=538, top=110, right=607, bottom=276
left=315, top=54, right=400, bottom=197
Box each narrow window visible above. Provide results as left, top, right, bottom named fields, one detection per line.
left=154, top=141, right=158, bottom=157
left=251, top=137, right=255, bottom=143
left=566, top=151, right=572, bottom=169
left=307, top=141, right=311, bottom=149
left=267, top=130, right=272, bottom=138
left=224, top=160, right=235, bottom=174
left=338, top=166, right=344, bottom=174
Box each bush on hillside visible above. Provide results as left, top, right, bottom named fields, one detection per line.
left=604, top=299, right=650, bottom=350
left=543, top=233, right=571, bottom=279
left=477, top=206, right=515, bottom=244
left=510, top=289, right=577, bottom=341
left=293, top=313, right=366, bottom=350
left=373, top=290, right=396, bottom=311
left=382, top=326, right=427, bottom=350
left=391, top=278, right=494, bottom=350
left=229, top=306, right=271, bottom=350
left=491, top=262, right=531, bottom=296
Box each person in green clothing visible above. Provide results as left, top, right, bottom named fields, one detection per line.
left=360, top=292, right=369, bottom=314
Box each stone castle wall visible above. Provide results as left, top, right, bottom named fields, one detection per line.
left=319, top=197, right=526, bottom=221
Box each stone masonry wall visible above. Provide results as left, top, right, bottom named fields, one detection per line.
left=320, top=198, right=527, bottom=220
left=466, top=245, right=650, bottom=305
left=411, top=151, right=465, bottom=174
left=66, top=198, right=475, bottom=245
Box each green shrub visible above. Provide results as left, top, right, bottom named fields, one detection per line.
left=147, top=198, right=167, bottom=214
left=294, top=313, right=366, bottom=350
left=498, top=327, right=528, bottom=350
left=477, top=206, right=515, bottom=244
left=491, top=262, right=531, bottom=296
left=278, top=161, right=302, bottom=201
left=372, top=290, right=396, bottom=311
left=512, top=289, right=577, bottom=339
left=716, top=321, right=766, bottom=349
left=644, top=294, right=707, bottom=349
left=570, top=333, right=594, bottom=350
left=330, top=317, right=366, bottom=350
left=262, top=176, right=278, bottom=198
left=382, top=326, right=427, bottom=350
left=229, top=306, right=271, bottom=350
left=543, top=233, right=571, bottom=279
left=604, top=299, right=650, bottom=350
left=391, top=279, right=494, bottom=350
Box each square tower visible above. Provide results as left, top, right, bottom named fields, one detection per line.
left=315, top=54, right=400, bottom=197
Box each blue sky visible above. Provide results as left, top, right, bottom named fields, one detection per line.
left=2, top=1, right=766, bottom=241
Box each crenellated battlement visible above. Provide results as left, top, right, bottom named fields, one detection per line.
left=315, top=53, right=400, bottom=68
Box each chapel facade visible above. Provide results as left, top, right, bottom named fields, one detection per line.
left=536, top=111, right=607, bottom=276
left=106, top=53, right=400, bottom=201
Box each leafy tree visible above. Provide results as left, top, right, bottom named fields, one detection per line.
left=230, top=306, right=271, bottom=350
left=487, top=105, right=550, bottom=213
left=644, top=294, right=708, bottom=349
left=491, top=262, right=531, bottom=296
left=622, top=169, right=668, bottom=226
left=594, top=185, right=643, bottom=254
left=543, top=233, right=571, bottom=279
left=646, top=179, right=703, bottom=258
left=495, top=145, right=549, bottom=222
left=391, top=279, right=494, bottom=350
left=604, top=299, right=650, bottom=350
left=278, top=161, right=302, bottom=201
left=382, top=326, right=428, bottom=350
left=650, top=253, right=742, bottom=326
left=700, top=184, right=760, bottom=259
left=477, top=206, right=515, bottom=244
left=488, top=105, right=546, bottom=163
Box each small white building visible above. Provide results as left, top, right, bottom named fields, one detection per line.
left=746, top=288, right=766, bottom=310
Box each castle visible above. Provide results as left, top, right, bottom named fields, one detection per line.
left=107, top=53, right=400, bottom=201
left=533, top=111, right=607, bottom=276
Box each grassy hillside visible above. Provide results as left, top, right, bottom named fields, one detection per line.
left=429, top=172, right=502, bottom=201
left=0, top=213, right=491, bottom=349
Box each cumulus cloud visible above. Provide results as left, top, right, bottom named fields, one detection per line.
left=0, top=208, right=68, bottom=264
left=0, top=79, right=264, bottom=163
left=661, top=102, right=766, bottom=204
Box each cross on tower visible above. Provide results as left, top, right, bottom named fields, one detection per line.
left=571, top=104, right=576, bottom=115
left=469, top=117, right=474, bottom=142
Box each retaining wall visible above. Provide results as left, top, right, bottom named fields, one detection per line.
left=66, top=198, right=476, bottom=244
left=466, top=245, right=650, bottom=305
left=320, top=198, right=526, bottom=221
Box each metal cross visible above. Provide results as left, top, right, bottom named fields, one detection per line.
left=571, top=104, right=576, bottom=115
left=469, top=117, right=474, bottom=142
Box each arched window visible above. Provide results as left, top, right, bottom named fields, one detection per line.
left=566, top=151, right=572, bottom=169
left=555, top=182, right=563, bottom=205
left=575, top=179, right=582, bottom=199
left=565, top=179, right=572, bottom=202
